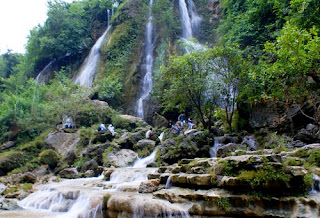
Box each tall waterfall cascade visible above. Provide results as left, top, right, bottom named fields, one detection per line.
left=73, top=10, right=112, bottom=87
left=137, top=0, right=155, bottom=119
left=179, top=0, right=201, bottom=40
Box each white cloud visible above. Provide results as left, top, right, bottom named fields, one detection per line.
left=0, top=0, right=76, bottom=54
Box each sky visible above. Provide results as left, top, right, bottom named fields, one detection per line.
left=0, top=0, right=76, bottom=54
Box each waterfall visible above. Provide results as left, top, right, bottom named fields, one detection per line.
left=35, top=59, right=55, bottom=83
left=179, top=0, right=193, bottom=39
left=210, top=139, right=223, bottom=158
left=73, top=10, right=111, bottom=87
left=310, top=174, right=320, bottom=194
left=179, top=0, right=201, bottom=40
left=137, top=0, right=155, bottom=119
left=132, top=148, right=157, bottom=168
left=19, top=175, right=107, bottom=218
left=187, top=0, right=201, bottom=35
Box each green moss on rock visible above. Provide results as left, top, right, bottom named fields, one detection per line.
left=39, top=149, right=60, bottom=168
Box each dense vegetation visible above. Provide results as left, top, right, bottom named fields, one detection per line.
left=0, top=0, right=319, bottom=153
left=155, top=0, right=320, bottom=134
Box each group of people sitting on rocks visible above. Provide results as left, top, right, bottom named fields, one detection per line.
left=168, top=113, right=194, bottom=135
left=97, top=123, right=115, bottom=135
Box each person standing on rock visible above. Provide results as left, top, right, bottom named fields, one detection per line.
left=178, top=113, right=186, bottom=127
left=188, top=118, right=194, bottom=129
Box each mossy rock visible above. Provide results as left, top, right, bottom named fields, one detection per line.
left=38, top=149, right=60, bottom=168
left=0, top=150, right=24, bottom=176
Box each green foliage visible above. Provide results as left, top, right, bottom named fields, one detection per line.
left=38, top=149, right=60, bottom=168
left=111, top=115, right=130, bottom=130
left=152, top=0, right=180, bottom=39
left=293, top=149, right=309, bottom=158
left=215, top=198, right=231, bottom=212
left=218, top=160, right=238, bottom=176
left=284, top=157, right=303, bottom=166
left=96, top=74, right=123, bottom=107
left=0, top=51, right=22, bottom=78
left=74, top=157, right=86, bottom=169
left=308, top=150, right=320, bottom=167
left=238, top=164, right=291, bottom=189
left=218, top=0, right=284, bottom=57
left=102, top=146, right=115, bottom=166
left=79, top=128, right=94, bottom=147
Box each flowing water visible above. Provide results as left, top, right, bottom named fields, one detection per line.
left=210, top=139, right=223, bottom=158
left=137, top=0, right=155, bottom=119
left=0, top=148, right=190, bottom=217
left=35, top=60, right=55, bottom=84
left=178, top=0, right=202, bottom=54
left=73, top=10, right=111, bottom=87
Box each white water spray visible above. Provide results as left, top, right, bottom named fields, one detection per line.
left=137, top=0, right=155, bottom=119
left=132, top=148, right=157, bottom=168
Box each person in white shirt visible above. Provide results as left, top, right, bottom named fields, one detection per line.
left=99, top=123, right=106, bottom=131
left=146, top=128, right=155, bottom=139
left=108, top=124, right=115, bottom=135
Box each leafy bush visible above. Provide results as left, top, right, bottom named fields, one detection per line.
left=238, top=164, right=291, bottom=190
left=308, top=150, right=320, bottom=167
left=38, top=149, right=60, bottom=168
left=79, top=128, right=94, bottom=147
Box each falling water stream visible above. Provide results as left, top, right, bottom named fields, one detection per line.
left=137, top=0, right=155, bottom=119
left=73, top=23, right=111, bottom=87
left=178, top=0, right=202, bottom=54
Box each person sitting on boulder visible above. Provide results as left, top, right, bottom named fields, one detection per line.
left=64, top=117, right=74, bottom=129
left=108, top=124, right=115, bottom=135
left=98, top=123, right=107, bottom=131
left=146, top=128, right=155, bottom=139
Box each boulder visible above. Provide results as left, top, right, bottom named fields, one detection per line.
left=105, top=149, right=138, bottom=167
left=59, top=168, right=78, bottom=179
left=159, top=135, right=210, bottom=165
left=86, top=143, right=110, bottom=165
left=45, top=131, right=80, bottom=157
left=63, top=150, right=76, bottom=164
left=129, top=131, right=146, bottom=144
left=80, top=160, right=102, bottom=176
left=216, top=143, right=238, bottom=158
left=0, top=151, right=24, bottom=176
left=104, top=168, right=115, bottom=180
left=117, top=132, right=134, bottom=149
left=92, top=132, right=114, bottom=144
left=0, top=197, right=22, bottom=210
left=135, top=139, right=156, bottom=151
left=294, top=125, right=320, bottom=143
left=0, top=141, right=15, bottom=150
left=0, top=183, right=6, bottom=195
left=152, top=112, right=168, bottom=128
left=19, top=172, right=37, bottom=184
left=83, top=170, right=96, bottom=178
left=138, top=179, right=160, bottom=193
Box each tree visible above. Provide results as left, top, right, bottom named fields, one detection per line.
left=260, top=23, right=320, bottom=132
left=161, top=45, right=247, bottom=132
